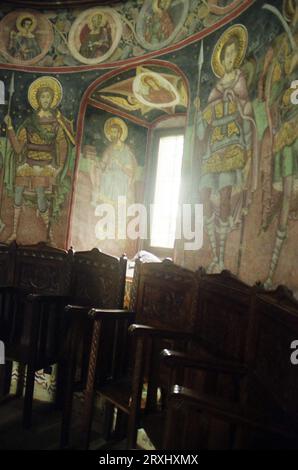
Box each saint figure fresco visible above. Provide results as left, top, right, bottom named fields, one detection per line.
left=144, top=0, right=175, bottom=46
left=68, top=7, right=122, bottom=65
left=196, top=25, right=257, bottom=272
left=3, top=76, right=75, bottom=246
left=259, top=0, right=298, bottom=288
left=0, top=11, right=54, bottom=65
left=79, top=12, right=112, bottom=59
left=94, top=117, right=138, bottom=208
left=136, top=0, right=189, bottom=51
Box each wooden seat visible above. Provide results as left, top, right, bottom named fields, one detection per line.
left=0, top=243, right=73, bottom=427
left=162, top=286, right=298, bottom=449
left=59, top=248, right=127, bottom=448
left=79, top=258, right=199, bottom=450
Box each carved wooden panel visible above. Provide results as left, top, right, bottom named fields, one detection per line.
left=195, top=270, right=252, bottom=362
left=135, top=260, right=198, bottom=332
left=252, top=289, right=298, bottom=416
left=72, top=248, right=126, bottom=308
left=14, top=243, right=73, bottom=295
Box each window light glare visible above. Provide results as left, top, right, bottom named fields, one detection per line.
left=150, top=134, right=184, bottom=249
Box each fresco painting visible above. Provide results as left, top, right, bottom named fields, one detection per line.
left=255, top=1, right=298, bottom=288
left=0, top=0, right=296, bottom=291
left=136, top=0, right=189, bottom=51
left=90, top=65, right=187, bottom=122
left=71, top=109, right=147, bottom=258
left=68, top=7, right=123, bottom=65
left=195, top=24, right=257, bottom=274
left=0, top=1, right=254, bottom=67
left=0, top=76, right=76, bottom=247
left=0, top=10, right=54, bottom=65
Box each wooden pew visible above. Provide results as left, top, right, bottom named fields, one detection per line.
left=162, top=286, right=298, bottom=449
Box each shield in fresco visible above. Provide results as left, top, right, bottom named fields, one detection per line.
left=136, top=0, right=189, bottom=51
left=68, top=7, right=122, bottom=65
left=0, top=10, right=54, bottom=65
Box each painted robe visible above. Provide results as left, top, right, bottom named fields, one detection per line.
left=8, top=32, right=41, bottom=61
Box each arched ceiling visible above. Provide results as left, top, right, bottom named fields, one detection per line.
left=2, top=0, right=125, bottom=8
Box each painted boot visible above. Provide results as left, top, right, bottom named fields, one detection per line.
left=218, top=218, right=230, bottom=272
left=0, top=218, right=5, bottom=235
left=6, top=205, right=21, bottom=243
left=204, top=214, right=219, bottom=273
left=264, top=228, right=287, bottom=289
left=39, top=209, right=56, bottom=247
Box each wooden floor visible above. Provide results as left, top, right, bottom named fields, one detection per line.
left=0, top=396, right=108, bottom=450
left=0, top=396, right=153, bottom=450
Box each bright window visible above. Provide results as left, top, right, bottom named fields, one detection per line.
left=150, top=134, right=184, bottom=249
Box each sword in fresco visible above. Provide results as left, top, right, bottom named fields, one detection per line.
left=197, top=39, right=204, bottom=103
left=0, top=72, right=15, bottom=231
left=262, top=4, right=297, bottom=51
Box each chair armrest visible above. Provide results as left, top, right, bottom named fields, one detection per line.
left=129, top=324, right=193, bottom=341
left=161, top=349, right=247, bottom=376
left=89, top=308, right=136, bottom=321
left=0, top=285, right=16, bottom=292
left=65, top=304, right=92, bottom=313
left=168, top=385, right=298, bottom=442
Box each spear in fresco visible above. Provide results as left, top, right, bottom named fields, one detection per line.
left=191, top=40, right=204, bottom=188
left=0, top=72, right=15, bottom=233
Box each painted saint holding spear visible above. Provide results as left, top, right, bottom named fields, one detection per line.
left=258, top=1, right=298, bottom=288
left=3, top=76, right=75, bottom=245
left=195, top=24, right=258, bottom=273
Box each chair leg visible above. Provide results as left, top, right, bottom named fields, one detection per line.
left=60, top=366, right=75, bottom=449
left=103, top=402, right=114, bottom=441
left=23, top=365, right=35, bottom=428
left=55, top=363, right=65, bottom=410
left=81, top=320, right=102, bottom=450
left=0, top=362, right=12, bottom=397
left=126, top=338, right=145, bottom=449
left=16, top=363, right=26, bottom=398
left=114, top=409, right=128, bottom=441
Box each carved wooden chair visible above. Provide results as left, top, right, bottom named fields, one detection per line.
left=79, top=258, right=199, bottom=450
left=162, top=286, right=298, bottom=449
left=0, top=242, right=16, bottom=396
left=0, top=242, right=73, bottom=427
left=59, top=248, right=127, bottom=448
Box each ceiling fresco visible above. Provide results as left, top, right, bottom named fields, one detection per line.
left=0, top=0, right=255, bottom=69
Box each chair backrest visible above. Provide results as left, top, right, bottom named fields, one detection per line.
left=71, top=248, right=127, bottom=307
left=66, top=249, right=127, bottom=386
left=134, top=258, right=198, bottom=333
left=14, top=242, right=73, bottom=295
left=194, top=270, right=253, bottom=363
left=248, top=286, right=298, bottom=420
left=0, top=242, right=15, bottom=286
